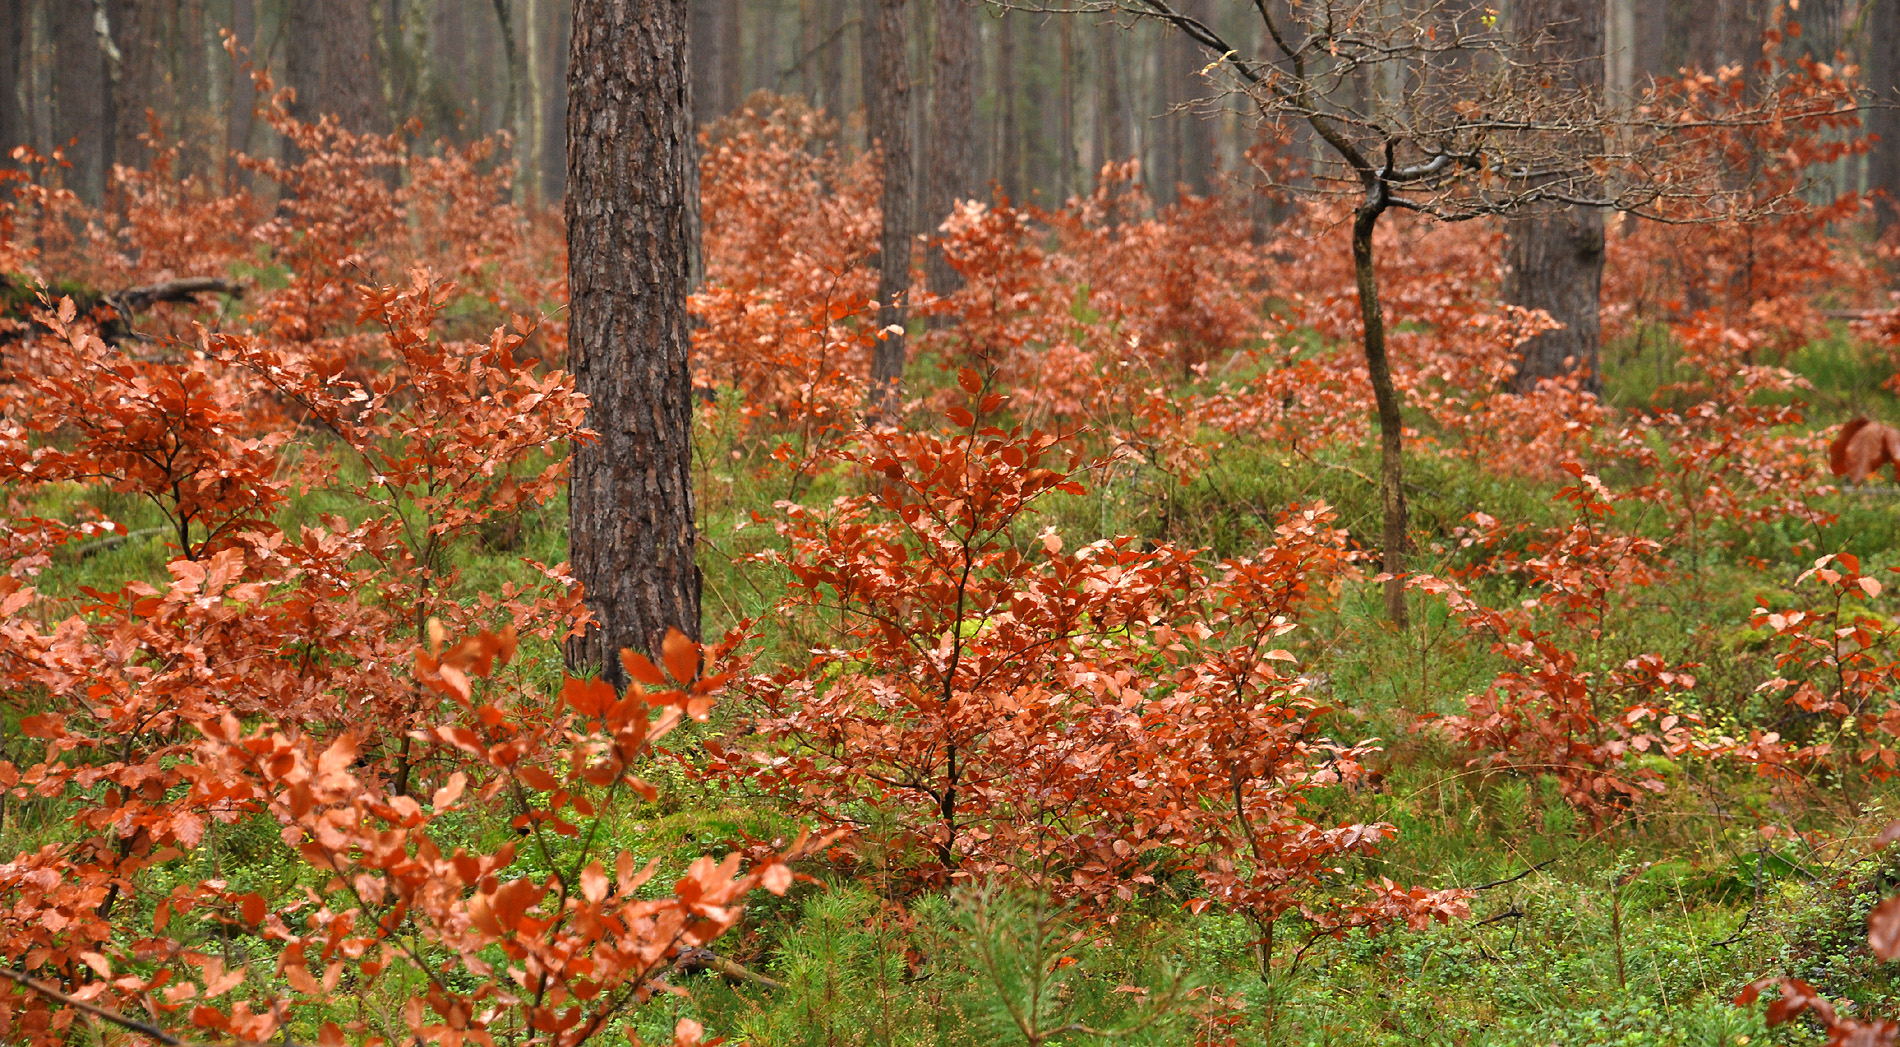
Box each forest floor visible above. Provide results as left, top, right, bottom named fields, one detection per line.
left=16, top=322, right=1900, bottom=1047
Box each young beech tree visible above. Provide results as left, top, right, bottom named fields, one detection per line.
left=1058, top=0, right=1857, bottom=624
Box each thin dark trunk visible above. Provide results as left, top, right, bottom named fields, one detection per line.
left=924, top=0, right=972, bottom=295
left=566, top=0, right=701, bottom=680
left=1504, top=0, right=1605, bottom=393
left=862, top=0, right=910, bottom=407
left=1351, top=192, right=1406, bottom=626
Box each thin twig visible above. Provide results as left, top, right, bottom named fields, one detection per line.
left=0, top=967, right=266, bottom=1047
left=1469, top=858, right=1557, bottom=892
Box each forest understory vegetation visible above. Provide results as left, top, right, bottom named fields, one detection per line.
left=14, top=41, right=1900, bottom=1047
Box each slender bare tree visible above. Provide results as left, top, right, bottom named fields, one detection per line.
left=1036, top=0, right=1859, bottom=624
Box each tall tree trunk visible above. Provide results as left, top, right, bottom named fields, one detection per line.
left=1870, top=0, right=1900, bottom=233
left=923, top=0, right=972, bottom=296
left=524, top=0, right=545, bottom=204
left=1179, top=0, right=1214, bottom=196
left=108, top=0, right=162, bottom=174
left=491, top=0, right=521, bottom=142
left=1056, top=16, right=1074, bottom=201
left=52, top=2, right=109, bottom=202
left=1097, top=25, right=1124, bottom=166
left=690, top=0, right=739, bottom=124
left=0, top=0, right=24, bottom=160
left=1503, top=0, right=1605, bottom=393
left=1153, top=23, right=1182, bottom=201
left=224, top=0, right=255, bottom=189
left=285, top=0, right=381, bottom=133
left=566, top=0, right=701, bottom=680
left=544, top=0, right=570, bottom=198
left=862, top=0, right=910, bottom=407
left=997, top=9, right=1018, bottom=201
left=819, top=0, right=845, bottom=119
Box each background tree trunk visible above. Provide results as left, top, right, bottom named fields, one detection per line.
left=923, top=0, right=972, bottom=296
left=109, top=0, right=163, bottom=173
left=285, top=0, right=382, bottom=134
left=1097, top=25, right=1124, bottom=167
left=1870, top=0, right=1900, bottom=233
left=52, top=3, right=109, bottom=202
left=997, top=10, right=1018, bottom=200
left=1503, top=0, right=1605, bottom=393
left=862, top=0, right=910, bottom=405
left=566, top=0, right=701, bottom=680
left=0, top=0, right=24, bottom=160
left=690, top=0, right=740, bottom=125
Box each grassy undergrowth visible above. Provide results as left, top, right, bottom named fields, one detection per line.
left=10, top=331, right=1900, bottom=1046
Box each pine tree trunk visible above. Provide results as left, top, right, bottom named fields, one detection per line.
left=566, top=0, right=701, bottom=680
left=0, top=0, right=24, bottom=160
left=1098, top=25, right=1124, bottom=167
left=862, top=0, right=910, bottom=407
left=1870, top=0, right=1900, bottom=232
left=52, top=2, right=109, bottom=202
left=819, top=0, right=845, bottom=120
left=491, top=0, right=522, bottom=144
left=1056, top=17, right=1074, bottom=201
left=224, top=0, right=257, bottom=189
left=285, top=0, right=381, bottom=133
left=107, top=0, right=163, bottom=173
left=1503, top=0, right=1605, bottom=393
left=997, top=10, right=1018, bottom=201
left=924, top=0, right=972, bottom=296
left=542, top=0, right=571, bottom=198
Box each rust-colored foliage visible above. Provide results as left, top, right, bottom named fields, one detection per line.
left=726, top=373, right=1466, bottom=958
left=1830, top=417, right=1900, bottom=484
left=0, top=83, right=782, bottom=1045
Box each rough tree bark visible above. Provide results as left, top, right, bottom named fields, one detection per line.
left=1503, top=0, right=1605, bottom=393
left=924, top=0, right=973, bottom=296
left=566, top=0, right=702, bottom=680
left=861, top=0, right=910, bottom=407
left=1870, top=0, right=1900, bottom=233
left=285, top=0, right=382, bottom=134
